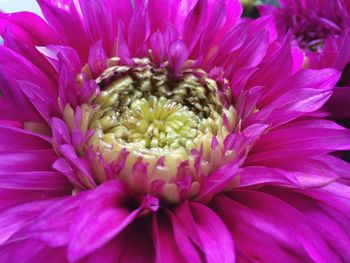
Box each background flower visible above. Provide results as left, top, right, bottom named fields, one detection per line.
left=0, top=0, right=350, bottom=262
left=258, top=0, right=350, bottom=127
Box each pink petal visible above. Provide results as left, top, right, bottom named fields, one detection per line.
left=37, top=44, right=81, bottom=73
left=175, top=201, right=235, bottom=263
left=232, top=30, right=269, bottom=70
left=83, top=218, right=155, bottom=263
left=0, top=188, right=69, bottom=213
left=183, top=0, right=208, bottom=53
left=153, top=213, right=186, bottom=263
left=0, top=12, right=59, bottom=45
left=247, top=35, right=294, bottom=89
left=88, top=40, right=107, bottom=78
left=79, top=0, right=114, bottom=56
left=127, top=0, right=150, bottom=55
left=248, top=120, right=350, bottom=163
left=168, top=40, right=189, bottom=76
left=37, top=0, right=90, bottom=60
left=68, top=180, right=140, bottom=261
left=108, top=0, right=134, bottom=31
left=239, top=166, right=300, bottom=188
left=0, top=171, right=71, bottom=191
left=18, top=81, right=60, bottom=123
left=0, top=239, right=67, bottom=263
left=0, top=199, right=63, bottom=245
left=213, top=191, right=340, bottom=262
left=165, top=209, right=202, bottom=263
left=0, top=150, right=58, bottom=172
left=0, top=125, right=51, bottom=151
left=2, top=27, right=56, bottom=78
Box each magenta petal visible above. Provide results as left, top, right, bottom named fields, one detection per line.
left=153, top=213, right=186, bottom=263
left=150, top=25, right=179, bottom=65
left=257, top=4, right=275, bottom=16
left=263, top=68, right=340, bottom=106
left=2, top=27, right=56, bottom=78
left=212, top=194, right=312, bottom=261
left=79, top=0, right=114, bottom=56
left=37, top=44, right=81, bottom=73
left=0, top=12, right=59, bottom=45
left=170, top=0, right=197, bottom=34
left=236, top=86, right=264, bottom=120
left=148, top=0, right=171, bottom=32
left=198, top=161, right=240, bottom=199
left=37, top=0, right=90, bottom=60
left=247, top=36, right=293, bottom=89
left=58, top=144, right=96, bottom=188
left=0, top=47, right=52, bottom=83
left=239, top=166, right=300, bottom=188
left=28, top=184, right=148, bottom=253
left=18, top=81, right=60, bottom=123
left=251, top=68, right=341, bottom=127
left=196, top=0, right=229, bottom=57
left=25, top=194, right=86, bottom=247
left=53, top=158, right=86, bottom=190
left=0, top=171, right=71, bottom=191
left=165, top=209, right=202, bottom=263
left=83, top=218, right=155, bottom=263
left=116, top=21, right=132, bottom=62
left=68, top=180, right=139, bottom=261
left=315, top=155, right=350, bottom=180
left=51, top=118, right=71, bottom=146
left=335, top=30, right=350, bottom=70
left=79, top=79, right=99, bottom=104
left=0, top=125, right=51, bottom=151
left=209, top=22, right=248, bottom=68
left=0, top=239, right=67, bottom=263
left=0, top=46, right=57, bottom=116
left=0, top=199, right=61, bottom=245
left=248, top=120, right=350, bottom=163
left=213, top=191, right=340, bottom=262
left=108, top=0, right=133, bottom=30
left=221, top=0, right=242, bottom=31
left=57, top=53, right=80, bottom=107
left=183, top=0, right=208, bottom=53
left=88, top=41, right=107, bottom=78
left=267, top=187, right=350, bottom=259
left=175, top=201, right=235, bottom=263
left=243, top=155, right=340, bottom=188
left=0, top=188, right=66, bottom=213
left=127, top=0, right=150, bottom=55
left=150, top=31, right=167, bottom=65
left=0, top=150, right=57, bottom=172
left=194, top=0, right=242, bottom=59
left=0, top=94, right=41, bottom=122
left=234, top=30, right=269, bottom=70
left=168, top=40, right=189, bottom=76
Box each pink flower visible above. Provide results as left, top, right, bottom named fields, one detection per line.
left=259, top=0, right=350, bottom=122
left=259, top=0, right=350, bottom=56
left=0, top=0, right=350, bottom=262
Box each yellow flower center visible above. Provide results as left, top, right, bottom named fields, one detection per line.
left=80, top=58, right=237, bottom=203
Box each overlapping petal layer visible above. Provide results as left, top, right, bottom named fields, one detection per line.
left=0, top=0, right=349, bottom=262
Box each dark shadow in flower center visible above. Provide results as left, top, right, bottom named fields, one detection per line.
left=293, top=17, right=342, bottom=52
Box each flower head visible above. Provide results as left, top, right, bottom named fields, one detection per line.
left=259, top=0, right=350, bottom=124
left=1, top=0, right=350, bottom=262
left=259, top=0, right=350, bottom=68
